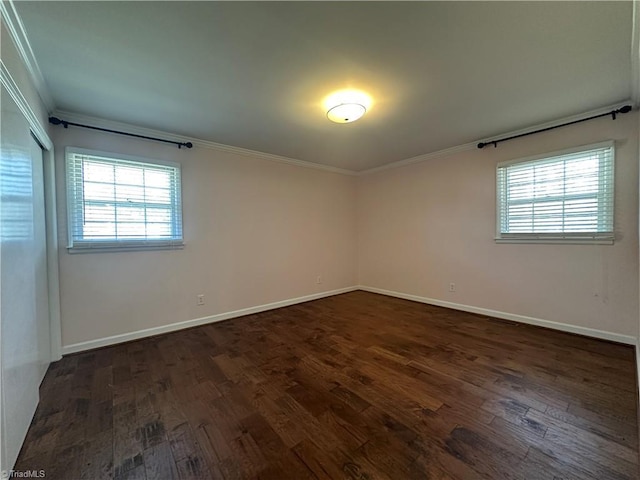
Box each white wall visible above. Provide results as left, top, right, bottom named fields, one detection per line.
left=52, top=127, right=358, bottom=351
left=358, top=112, right=639, bottom=340
left=55, top=110, right=640, bottom=350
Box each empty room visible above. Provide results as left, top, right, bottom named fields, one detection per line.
left=1, top=1, right=639, bottom=479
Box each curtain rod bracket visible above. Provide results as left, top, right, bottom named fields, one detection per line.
left=48, top=116, right=193, bottom=149
left=477, top=105, right=632, bottom=149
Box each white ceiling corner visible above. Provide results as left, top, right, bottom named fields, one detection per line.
left=360, top=100, right=633, bottom=176
left=1, top=0, right=55, bottom=112
left=52, top=110, right=358, bottom=176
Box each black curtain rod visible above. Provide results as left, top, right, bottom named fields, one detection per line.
left=477, top=105, right=633, bottom=149
left=49, top=116, right=193, bottom=149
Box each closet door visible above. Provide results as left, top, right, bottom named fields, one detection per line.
left=0, top=85, right=51, bottom=471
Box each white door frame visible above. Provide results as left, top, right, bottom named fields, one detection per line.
left=40, top=144, right=62, bottom=362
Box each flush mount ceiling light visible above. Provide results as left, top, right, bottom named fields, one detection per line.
left=327, top=103, right=366, bottom=123
left=324, top=89, right=371, bottom=124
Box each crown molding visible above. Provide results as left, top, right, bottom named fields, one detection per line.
left=359, top=142, right=477, bottom=176
left=631, top=1, right=640, bottom=107
left=55, top=101, right=634, bottom=179
left=52, top=110, right=357, bottom=176
left=359, top=100, right=634, bottom=176
left=475, top=100, right=633, bottom=146
left=0, top=0, right=55, bottom=112
left=194, top=137, right=357, bottom=176
left=1, top=60, right=52, bottom=150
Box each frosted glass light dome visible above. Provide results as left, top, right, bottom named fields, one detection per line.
left=326, top=103, right=366, bottom=123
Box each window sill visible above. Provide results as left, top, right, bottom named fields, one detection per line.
left=67, top=243, right=185, bottom=254
left=495, top=237, right=614, bottom=245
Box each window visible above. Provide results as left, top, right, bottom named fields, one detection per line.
left=66, top=148, right=183, bottom=252
left=496, top=141, right=614, bottom=244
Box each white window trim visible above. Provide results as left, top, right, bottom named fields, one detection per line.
left=65, top=147, right=185, bottom=253
left=495, top=141, right=615, bottom=245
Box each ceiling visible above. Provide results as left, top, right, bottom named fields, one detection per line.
left=14, top=1, right=634, bottom=172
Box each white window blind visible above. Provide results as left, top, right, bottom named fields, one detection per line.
left=496, top=141, right=614, bottom=243
left=66, top=148, right=183, bottom=251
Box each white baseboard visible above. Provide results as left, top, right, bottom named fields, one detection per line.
left=61, top=285, right=636, bottom=355
left=61, top=286, right=358, bottom=355
left=359, top=285, right=637, bottom=346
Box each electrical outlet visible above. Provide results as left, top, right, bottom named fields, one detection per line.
left=449, top=283, right=456, bottom=292
left=316, top=275, right=322, bottom=284
left=197, top=294, right=205, bottom=306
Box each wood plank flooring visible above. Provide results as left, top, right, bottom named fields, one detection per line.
left=14, top=291, right=639, bottom=479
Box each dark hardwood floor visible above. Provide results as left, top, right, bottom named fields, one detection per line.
left=15, top=291, right=639, bottom=479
